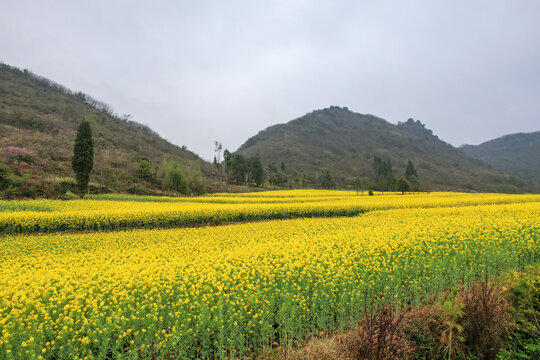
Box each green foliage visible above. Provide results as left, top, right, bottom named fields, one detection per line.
left=158, top=160, right=189, bottom=194
left=0, top=63, right=213, bottom=197
left=223, top=151, right=266, bottom=187
left=266, top=163, right=288, bottom=187
left=137, top=158, right=153, bottom=181
left=405, top=159, right=418, bottom=181
left=396, top=177, right=410, bottom=194
left=224, top=150, right=248, bottom=185
left=373, top=156, right=395, bottom=191
left=247, top=155, right=264, bottom=187
left=438, top=289, right=465, bottom=360
left=0, top=163, right=12, bottom=191
left=71, top=119, right=94, bottom=197
left=462, top=131, right=540, bottom=183
left=319, top=169, right=336, bottom=189
left=236, top=106, right=536, bottom=192
left=188, top=167, right=206, bottom=195
left=499, top=265, right=540, bottom=360
left=64, top=191, right=79, bottom=200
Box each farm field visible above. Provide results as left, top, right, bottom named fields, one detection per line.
left=0, top=191, right=539, bottom=234
left=0, top=191, right=538, bottom=359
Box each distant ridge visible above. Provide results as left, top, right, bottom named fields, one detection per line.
left=462, top=131, right=540, bottom=183
left=237, top=106, right=534, bottom=192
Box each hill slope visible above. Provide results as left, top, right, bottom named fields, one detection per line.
left=0, top=63, right=215, bottom=195
left=237, top=106, right=533, bottom=192
left=462, top=131, right=540, bottom=183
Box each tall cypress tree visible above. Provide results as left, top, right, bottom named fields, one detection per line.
left=405, top=159, right=418, bottom=180
left=72, top=119, right=94, bottom=197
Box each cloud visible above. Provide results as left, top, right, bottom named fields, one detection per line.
left=1, top=0, right=539, bottom=160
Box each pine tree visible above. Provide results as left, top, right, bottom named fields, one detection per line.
left=71, top=119, right=94, bottom=197
left=405, top=159, right=418, bottom=180
left=137, top=158, right=153, bottom=181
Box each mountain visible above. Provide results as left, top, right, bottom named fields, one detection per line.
left=237, top=106, right=534, bottom=192
left=0, top=63, right=217, bottom=196
left=462, top=132, right=540, bottom=183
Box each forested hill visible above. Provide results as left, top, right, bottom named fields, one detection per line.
left=0, top=63, right=216, bottom=196
left=462, top=131, right=540, bottom=184
left=237, top=106, right=534, bottom=192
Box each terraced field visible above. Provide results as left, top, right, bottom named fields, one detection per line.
left=0, top=191, right=538, bottom=359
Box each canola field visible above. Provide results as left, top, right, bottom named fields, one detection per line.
left=0, top=191, right=538, bottom=234
left=0, top=191, right=539, bottom=359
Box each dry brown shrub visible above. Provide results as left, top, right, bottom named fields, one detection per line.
left=461, top=275, right=515, bottom=360
left=342, top=298, right=412, bottom=360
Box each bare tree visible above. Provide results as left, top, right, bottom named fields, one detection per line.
left=214, top=141, right=223, bottom=169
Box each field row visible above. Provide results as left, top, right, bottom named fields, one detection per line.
left=0, top=202, right=538, bottom=359
left=1, top=192, right=539, bottom=234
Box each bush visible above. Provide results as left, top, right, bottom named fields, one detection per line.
left=137, top=159, right=153, bottom=181
left=461, top=275, right=513, bottom=359
left=499, top=266, right=540, bottom=359
left=189, top=172, right=206, bottom=195
left=396, top=177, right=410, bottom=194
left=0, top=163, right=13, bottom=190
left=344, top=296, right=411, bottom=360
left=160, top=161, right=189, bottom=194
left=403, top=304, right=443, bottom=359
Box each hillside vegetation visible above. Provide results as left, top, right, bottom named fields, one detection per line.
left=237, top=106, right=534, bottom=192
left=0, top=63, right=217, bottom=197
left=462, top=131, right=540, bottom=184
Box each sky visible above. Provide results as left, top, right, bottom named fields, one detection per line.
left=1, top=0, right=539, bottom=160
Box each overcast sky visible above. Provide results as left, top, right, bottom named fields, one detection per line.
left=1, top=0, right=539, bottom=160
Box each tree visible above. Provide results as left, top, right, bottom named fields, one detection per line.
left=71, top=119, right=94, bottom=197
left=137, top=158, right=153, bottom=181
left=247, top=155, right=264, bottom=187
left=267, top=163, right=288, bottom=187
left=214, top=141, right=222, bottom=170
left=396, top=177, right=410, bottom=194
left=405, top=159, right=418, bottom=181
left=160, top=161, right=189, bottom=194
left=320, top=169, right=336, bottom=189
left=223, top=150, right=248, bottom=185
left=352, top=176, right=363, bottom=195
left=405, top=159, right=422, bottom=191
left=188, top=167, right=206, bottom=195
left=372, top=156, right=395, bottom=191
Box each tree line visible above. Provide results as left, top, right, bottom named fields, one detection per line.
left=16, top=121, right=422, bottom=198
left=217, top=146, right=421, bottom=193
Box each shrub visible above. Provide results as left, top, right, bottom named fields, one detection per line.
left=0, top=163, right=13, bottom=190
left=396, top=177, right=410, bottom=194
left=498, top=266, right=540, bottom=359
left=137, top=158, right=153, bottom=181
left=438, top=289, right=465, bottom=359
left=160, top=161, right=189, bottom=195
left=344, top=296, right=411, bottom=360
left=461, top=275, right=513, bottom=359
